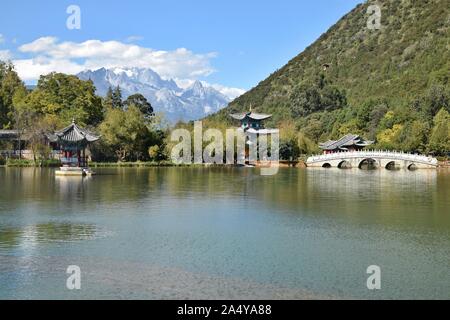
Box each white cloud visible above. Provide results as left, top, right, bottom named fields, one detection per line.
left=13, top=57, right=85, bottom=81
left=0, top=50, right=12, bottom=61
left=126, top=35, right=144, bottom=43
left=209, top=83, right=246, bottom=100
left=12, top=36, right=246, bottom=98
left=15, top=37, right=217, bottom=81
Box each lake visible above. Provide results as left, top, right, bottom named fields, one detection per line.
left=0, top=167, right=449, bottom=299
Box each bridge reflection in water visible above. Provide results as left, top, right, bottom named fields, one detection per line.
left=307, top=150, right=438, bottom=170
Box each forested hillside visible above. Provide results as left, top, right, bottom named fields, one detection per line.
left=209, top=0, right=450, bottom=156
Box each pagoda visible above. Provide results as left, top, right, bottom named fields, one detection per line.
left=48, top=120, right=100, bottom=176
left=230, top=109, right=277, bottom=164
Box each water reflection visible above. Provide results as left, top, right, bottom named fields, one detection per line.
left=1, top=167, right=448, bottom=232
left=0, top=223, right=100, bottom=249
left=0, top=167, right=449, bottom=299
left=55, top=175, right=92, bottom=203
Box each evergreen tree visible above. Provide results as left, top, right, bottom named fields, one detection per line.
left=111, top=86, right=123, bottom=109
left=104, top=86, right=114, bottom=109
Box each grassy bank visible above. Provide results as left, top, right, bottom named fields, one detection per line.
left=89, top=161, right=177, bottom=168
left=0, top=160, right=178, bottom=168
left=2, top=159, right=61, bottom=167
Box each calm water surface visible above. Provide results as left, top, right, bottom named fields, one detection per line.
left=0, top=167, right=449, bottom=299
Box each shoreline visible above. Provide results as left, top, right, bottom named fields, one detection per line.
left=0, top=160, right=448, bottom=168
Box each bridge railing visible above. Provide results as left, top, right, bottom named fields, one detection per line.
left=307, top=150, right=438, bottom=165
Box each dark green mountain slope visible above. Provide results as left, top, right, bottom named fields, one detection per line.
left=210, top=0, right=450, bottom=154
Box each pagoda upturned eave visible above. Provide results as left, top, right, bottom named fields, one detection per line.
left=47, top=121, right=100, bottom=144
left=229, top=112, right=272, bottom=121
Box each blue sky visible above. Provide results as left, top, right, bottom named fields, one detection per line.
left=0, top=0, right=363, bottom=95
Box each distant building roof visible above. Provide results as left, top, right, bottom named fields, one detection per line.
left=47, top=120, right=100, bottom=145
left=230, top=112, right=272, bottom=121
left=319, top=134, right=373, bottom=151
left=0, top=130, right=19, bottom=140
left=0, top=130, right=30, bottom=141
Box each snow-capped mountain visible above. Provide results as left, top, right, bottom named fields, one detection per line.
left=77, top=67, right=232, bottom=123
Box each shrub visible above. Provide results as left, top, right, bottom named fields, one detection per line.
left=6, top=159, right=34, bottom=167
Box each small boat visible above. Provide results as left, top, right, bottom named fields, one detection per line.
left=55, top=167, right=95, bottom=176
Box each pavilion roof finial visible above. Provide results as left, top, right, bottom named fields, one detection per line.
left=72, top=118, right=75, bottom=124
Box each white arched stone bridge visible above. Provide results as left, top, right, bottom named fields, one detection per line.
left=306, top=150, right=438, bottom=170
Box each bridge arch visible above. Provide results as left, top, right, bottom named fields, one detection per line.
left=322, top=163, right=332, bottom=168
left=338, top=160, right=352, bottom=169
left=359, top=158, right=378, bottom=170
left=385, top=161, right=400, bottom=170
left=408, top=163, right=418, bottom=171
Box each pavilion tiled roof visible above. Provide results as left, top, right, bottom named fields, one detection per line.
left=230, top=112, right=272, bottom=121
left=47, top=120, right=100, bottom=144
left=319, top=134, right=373, bottom=151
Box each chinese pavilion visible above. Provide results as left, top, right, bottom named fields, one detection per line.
left=319, top=134, right=373, bottom=154
left=48, top=120, right=100, bottom=175
left=230, top=111, right=277, bottom=164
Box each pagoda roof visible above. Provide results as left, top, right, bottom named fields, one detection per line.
left=230, top=112, right=272, bottom=121
left=47, top=120, right=100, bottom=144
left=319, top=134, right=373, bottom=151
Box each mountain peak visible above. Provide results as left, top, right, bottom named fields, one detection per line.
left=77, top=67, right=231, bottom=123
left=188, top=80, right=205, bottom=95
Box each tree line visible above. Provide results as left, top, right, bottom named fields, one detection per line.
left=0, top=61, right=169, bottom=163
left=1, top=60, right=449, bottom=165
left=209, top=72, right=450, bottom=160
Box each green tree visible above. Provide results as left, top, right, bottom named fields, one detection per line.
left=428, top=108, right=450, bottom=155
left=397, top=120, right=429, bottom=153
left=99, top=105, right=151, bottom=161
left=148, top=145, right=165, bottom=161
left=419, top=85, right=449, bottom=119
left=278, top=121, right=300, bottom=160
left=297, top=132, right=318, bottom=155
left=124, top=93, right=153, bottom=117
left=0, top=61, right=26, bottom=128
left=291, top=76, right=347, bottom=118
left=25, top=73, right=103, bottom=125
left=376, top=124, right=404, bottom=150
